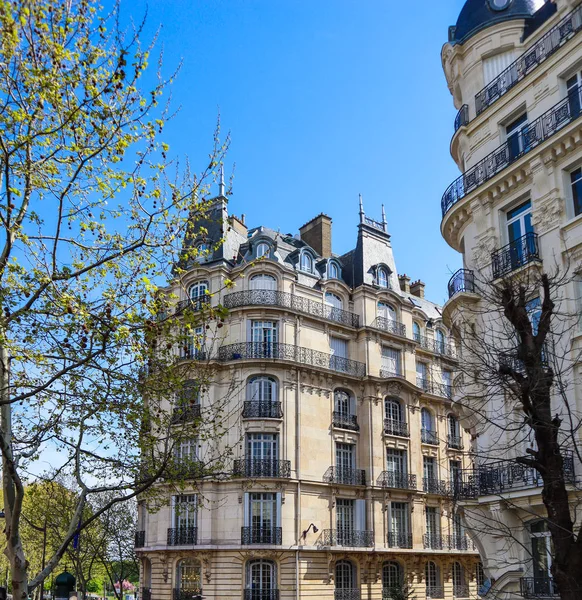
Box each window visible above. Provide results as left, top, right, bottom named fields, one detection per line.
left=423, top=456, right=437, bottom=485
left=385, top=397, right=403, bottom=423
left=483, top=50, right=515, bottom=85
left=378, top=302, right=397, bottom=322
left=425, top=561, right=441, bottom=599
left=442, top=370, right=452, bottom=396
left=386, top=449, right=407, bottom=477
left=421, top=408, right=437, bottom=444
left=476, top=562, right=486, bottom=594
left=576, top=275, right=582, bottom=331
left=413, top=321, right=421, bottom=342
left=506, top=113, right=529, bottom=161
left=300, top=252, right=313, bottom=273
left=256, top=242, right=270, bottom=258
left=250, top=274, right=277, bottom=291
left=328, top=261, right=340, bottom=279
left=248, top=376, right=277, bottom=403
left=435, top=329, right=446, bottom=353
left=377, top=267, right=389, bottom=288
left=176, top=379, right=200, bottom=408
left=245, top=492, right=279, bottom=544
left=569, top=168, right=582, bottom=217
left=184, top=326, right=205, bottom=360
left=334, top=389, right=354, bottom=421
left=448, top=415, right=461, bottom=448
left=505, top=200, right=535, bottom=271
left=416, top=362, right=428, bottom=389
left=325, top=292, right=343, bottom=310
left=452, top=511, right=464, bottom=546
left=246, top=560, right=276, bottom=594
left=174, top=438, right=199, bottom=463
left=421, top=408, right=434, bottom=431
left=335, top=561, right=356, bottom=592
left=250, top=321, right=278, bottom=358
left=450, top=460, right=462, bottom=490
left=176, top=559, right=202, bottom=595
left=381, top=347, right=402, bottom=378
left=567, top=72, right=582, bottom=120
left=336, top=443, right=355, bottom=472
left=530, top=521, right=553, bottom=581
left=173, top=494, right=198, bottom=532
left=247, top=433, right=278, bottom=465
left=330, top=336, right=348, bottom=372
left=388, top=502, right=410, bottom=548
left=383, top=562, right=403, bottom=594
left=426, top=507, right=440, bottom=539
left=526, top=297, right=541, bottom=335
left=336, top=499, right=355, bottom=545
left=189, top=281, right=209, bottom=309
left=452, top=563, right=467, bottom=598
left=325, top=292, right=344, bottom=323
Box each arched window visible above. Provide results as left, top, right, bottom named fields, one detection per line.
left=413, top=322, right=421, bottom=342
left=300, top=252, right=313, bottom=273
left=383, top=561, right=403, bottom=594
left=425, top=561, right=441, bottom=597
left=452, top=562, right=466, bottom=598
left=377, top=267, right=389, bottom=288
left=378, top=302, right=397, bottom=322
left=325, top=292, right=344, bottom=322
left=436, top=329, right=446, bottom=353
left=246, top=376, right=280, bottom=419
left=335, top=560, right=355, bottom=591
left=385, top=398, right=403, bottom=423
left=246, top=559, right=276, bottom=592
left=256, top=242, right=270, bottom=258
left=328, top=262, right=340, bottom=279
left=334, top=389, right=355, bottom=423
left=176, top=559, right=202, bottom=595
left=421, top=408, right=436, bottom=444
left=476, top=562, right=486, bottom=591
left=189, top=281, right=209, bottom=310
left=250, top=274, right=277, bottom=291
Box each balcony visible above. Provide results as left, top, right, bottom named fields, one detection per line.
left=142, top=589, right=151, bottom=600
left=232, top=458, right=291, bottom=479
left=167, top=527, right=198, bottom=546
left=454, top=104, right=469, bottom=132
left=424, top=533, right=445, bottom=550
left=421, top=428, right=439, bottom=446
left=475, top=4, right=580, bottom=116
left=218, top=342, right=366, bottom=378
left=134, top=530, right=145, bottom=548
left=426, top=587, right=444, bottom=599
left=417, top=378, right=452, bottom=399
left=447, top=435, right=464, bottom=450
left=447, top=535, right=475, bottom=551
left=332, top=412, right=360, bottom=431
left=173, top=590, right=203, bottom=600
left=320, top=529, right=374, bottom=547
left=324, top=466, right=366, bottom=486
left=453, top=584, right=470, bottom=598
left=379, top=367, right=405, bottom=379
left=244, top=591, right=280, bottom=600
left=384, top=418, right=409, bottom=438
left=171, top=404, right=201, bottom=424
left=223, top=289, right=360, bottom=328
left=170, top=459, right=204, bottom=480
left=377, top=471, right=417, bottom=491
left=520, top=577, right=559, bottom=598
left=423, top=478, right=448, bottom=495
left=448, top=269, right=476, bottom=299
left=414, top=334, right=456, bottom=358
left=387, top=531, right=413, bottom=549
left=491, top=232, right=540, bottom=279
left=175, top=295, right=210, bottom=314
left=442, top=91, right=582, bottom=219
left=373, top=316, right=406, bottom=337
left=241, top=526, right=282, bottom=545
left=335, top=591, right=361, bottom=600
left=242, top=401, right=283, bottom=419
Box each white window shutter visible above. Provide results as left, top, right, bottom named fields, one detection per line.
left=276, top=493, right=282, bottom=528
left=243, top=493, right=250, bottom=527
left=355, top=499, right=366, bottom=531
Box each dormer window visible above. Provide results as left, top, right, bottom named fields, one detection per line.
left=196, top=242, right=209, bottom=262
left=377, top=267, right=389, bottom=288
left=256, top=242, right=270, bottom=258
left=328, top=261, right=340, bottom=280
left=300, top=252, right=313, bottom=273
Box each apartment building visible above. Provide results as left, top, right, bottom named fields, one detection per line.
left=441, top=0, right=582, bottom=598
left=135, top=191, right=480, bottom=600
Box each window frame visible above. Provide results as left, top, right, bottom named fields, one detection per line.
left=256, top=242, right=270, bottom=259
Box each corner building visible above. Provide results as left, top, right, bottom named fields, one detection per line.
left=441, top=0, right=582, bottom=598
left=137, top=195, right=480, bottom=600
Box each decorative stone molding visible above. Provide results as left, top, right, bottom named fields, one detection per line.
left=472, top=236, right=497, bottom=270
left=385, top=382, right=402, bottom=397
left=532, top=195, right=564, bottom=235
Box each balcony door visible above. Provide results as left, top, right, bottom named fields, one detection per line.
left=173, top=495, right=198, bottom=530
left=506, top=113, right=529, bottom=162
left=247, top=559, right=276, bottom=592
left=250, top=274, right=277, bottom=291
left=389, top=502, right=409, bottom=547
left=531, top=521, right=553, bottom=583
left=251, top=321, right=278, bottom=357
left=423, top=456, right=437, bottom=482
left=336, top=443, right=355, bottom=478
left=378, top=302, right=397, bottom=322
left=382, top=347, right=401, bottom=377
left=248, top=493, right=277, bottom=540
left=330, top=336, right=348, bottom=372
left=325, top=292, right=343, bottom=322
left=506, top=200, right=534, bottom=269
left=386, top=449, right=407, bottom=480
left=336, top=499, right=355, bottom=545
left=247, top=433, right=277, bottom=476
left=426, top=507, right=440, bottom=540
left=567, top=73, right=582, bottom=119
left=177, top=559, right=202, bottom=596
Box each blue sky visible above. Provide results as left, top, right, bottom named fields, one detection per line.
left=121, top=0, right=468, bottom=305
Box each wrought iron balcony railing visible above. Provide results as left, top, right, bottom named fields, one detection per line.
left=423, top=533, right=445, bottom=549
left=384, top=418, right=409, bottom=438
left=448, top=269, right=476, bottom=299
left=167, top=527, right=198, bottom=546
left=447, top=435, right=464, bottom=450
left=244, top=591, right=280, bottom=600
left=377, top=471, right=417, bottom=491
left=423, top=478, right=448, bottom=495
left=335, top=590, right=361, bottom=600
left=373, top=316, right=407, bottom=337
left=223, top=289, right=360, bottom=328
left=169, top=459, right=204, bottom=480
left=173, top=589, right=203, bottom=600
left=379, top=367, right=405, bottom=379
left=447, top=535, right=475, bottom=551
left=332, top=412, right=360, bottom=431
left=499, top=344, right=549, bottom=375
left=218, top=342, right=366, bottom=378
left=176, top=295, right=210, bottom=314
left=242, top=401, right=283, bottom=419
left=414, top=333, right=456, bottom=358
left=232, top=458, right=291, bottom=479
left=241, top=526, right=282, bottom=545
left=417, top=378, right=452, bottom=399
left=421, top=428, right=439, bottom=446
left=475, top=4, right=582, bottom=116
left=426, top=586, right=444, bottom=599
left=142, top=588, right=152, bottom=600
left=134, top=530, right=145, bottom=548
left=454, top=104, right=469, bottom=132
left=387, top=531, right=413, bottom=549
left=453, top=584, right=470, bottom=598
left=491, top=232, right=540, bottom=279
left=520, top=577, right=559, bottom=598
left=171, top=404, right=201, bottom=424
left=442, top=90, right=582, bottom=218
left=320, top=529, right=374, bottom=547
left=324, top=466, right=366, bottom=486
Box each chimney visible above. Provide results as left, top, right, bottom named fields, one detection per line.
left=410, top=279, right=426, bottom=299
left=398, top=274, right=411, bottom=293
left=229, top=215, right=248, bottom=238
left=299, top=213, right=332, bottom=257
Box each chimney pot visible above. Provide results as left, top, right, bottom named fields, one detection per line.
left=410, top=279, right=426, bottom=299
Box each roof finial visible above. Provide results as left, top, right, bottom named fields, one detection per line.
left=218, top=164, right=225, bottom=197
left=381, top=204, right=387, bottom=229
left=359, top=193, right=365, bottom=223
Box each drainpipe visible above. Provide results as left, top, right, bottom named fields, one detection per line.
left=295, top=314, right=301, bottom=600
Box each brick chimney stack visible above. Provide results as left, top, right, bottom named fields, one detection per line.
left=410, top=279, right=426, bottom=299
left=398, top=274, right=411, bottom=293
left=299, top=214, right=332, bottom=257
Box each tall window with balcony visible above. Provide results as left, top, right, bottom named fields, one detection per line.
left=423, top=456, right=441, bottom=494
left=452, top=562, right=468, bottom=598
left=330, top=336, right=348, bottom=373
left=567, top=72, right=582, bottom=119
left=326, top=292, right=344, bottom=323
left=245, top=560, right=277, bottom=600
left=244, top=492, right=281, bottom=545
left=172, top=379, right=200, bottom=424
left=378, top=301, right=397, bottom=322
left=250, top=321, right=278, bottom=358
left=244, top=433, right=280, bottom=478
left=450, top=460, right=462, bottom=496
left=189, top=280, right=208, bottom=311
left=421, top=408, right=438, bottom=445
left=384, top=397, right=407, bottom=437
left=246, top=376, right=280, bottom=419
left=382, top=562, right=403, bottom=598
left=506, top=113, right=529, bottom=162
left=381, top=347, right=401, bottom=378
left=413, top=321, right=422, bottom=342
left=335, top=561, right=357, bottom=600
left=524, top=521, right=556, bottom=597
left=169, top=495, right=198, bottom=546
left=173, top=438, right=199, bottom=479
left=425, top=507, right=441, bottom=549
left=425, top=561, right=443, bottom=599
left=416, top=361, right=428, bottom=390
left=452, top=511, right=465, bottom=550
left=442, top=369, right=452, bottom=398
left=183, top=326, right=205, bottom=360
left=385, top=448, right=408, bottom=490
left=335, top=443, right=360, bottom=485
left=388, top=502, right=411, bottom=549
left=435, top=329, right=446, bottom=354
left=175, top=559, right=202, bottom=600
left=570, top=167, right=582, bottom=218
left=447, top=415, right=462, bottom=449
left=333, top=389, right=358, bottom=431
left=250, top=274, right=277, bottom=291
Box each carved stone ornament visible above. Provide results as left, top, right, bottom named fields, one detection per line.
left=472, top=236, right=497, bottom=269
left=532, top=195, right=564, bottom=235
left=386, top=382, right=402, bottom=397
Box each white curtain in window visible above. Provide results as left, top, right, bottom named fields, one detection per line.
left=483, top=51, right=515, bottom=85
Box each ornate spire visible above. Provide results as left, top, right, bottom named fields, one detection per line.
left=218, top=164, right=225, bottom=197
left=359, top=193, right=365, bottom=223
left=381, top=204, right=387, bottom=229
